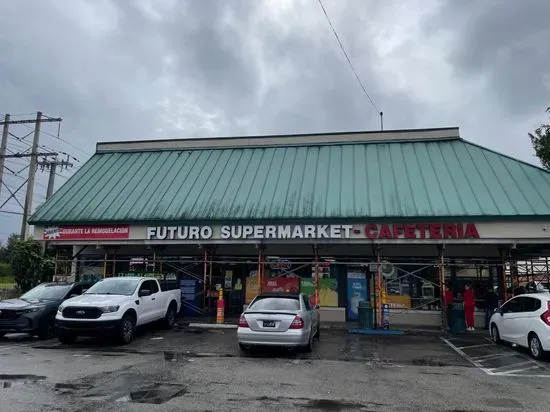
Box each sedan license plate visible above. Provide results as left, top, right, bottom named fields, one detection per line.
left=263, top=320, right=276, bottom=327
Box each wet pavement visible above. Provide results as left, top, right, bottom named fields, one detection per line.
left=1, top=324, right=550, bottom=411
left=442, top=334, right=550, bottom=377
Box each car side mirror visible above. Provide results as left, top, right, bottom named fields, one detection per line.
left=69, top=294, right=79, bottom=298
left=139, top=289, right=152, bottom=297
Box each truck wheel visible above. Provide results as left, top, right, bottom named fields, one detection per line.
left=58, top=332, right=77, bottom=344
left=119, top=315, right=135, bottom=345
left=162, top=305, right=177, bottom=330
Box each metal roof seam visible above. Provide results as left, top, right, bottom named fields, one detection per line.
left=496, top=152, right=536, bottom=214
left=469, top=143, right=513, bottom=215
left=516, top=162, right=550, bottom=210
left=208, top=148, right=244, bottom=219
left=448, top=141, right=484, bottom=215
left=175, top=149, right=224, bottom=220
left=93, top=151, right=152, bottom=221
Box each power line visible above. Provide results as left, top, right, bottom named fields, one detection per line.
left=19, top=121, right=91, bottom=158
left=316, top=0, right=383, bottom=127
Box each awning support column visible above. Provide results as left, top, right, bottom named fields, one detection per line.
left=313, top=244, right=319, bottom=306
left=497, top=248, right=509, bottom=303
left=203, top=248, right=212, bottom=311
left=257, top=244, right=266, bottom=295
left=53, top=247, right=59, bottom=280
left=102, top=249, right=108, bottom=279
left=438, top=245, right=447, bottom=332
left=375, top=244, right=381, bottom=329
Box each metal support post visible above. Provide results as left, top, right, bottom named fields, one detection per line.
left=103, top=249, right=108, bottom=278
left=438, top=245, right=447, bottom=332
left=313, top=245, right=320, bottom=306
left=375, top=245, right=381, bottom=329
left=53, top=248, right=59, bottom=280
left=256, top=244, right=266, bottom=295
left=203, top=249, right=209, bottom=310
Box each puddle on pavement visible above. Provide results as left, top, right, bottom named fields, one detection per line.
left=164, top=351, right=236, bottom=362
left=411, top=358, right=447, bottom=367
left=0, top=374, right=46, bottom=389
left=115, top=383, right=187, bottom=404
left=301, top=399, right=375, bottom=411
left=55, top=371, right=186, bottom=405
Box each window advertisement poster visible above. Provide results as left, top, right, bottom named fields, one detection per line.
left=245, top=271, right=259, bottom=304
left=347, top=272, right=368, bottom=321
left=180, top=278, right=201, bottom=316
left=300, top=278, right=338, bottom=307
left=224, top=270, right=233, bottom=289
left=263, top=277, right=300, bottom=294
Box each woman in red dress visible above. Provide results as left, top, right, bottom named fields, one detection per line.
left=463, top=283, right=475, bottom=331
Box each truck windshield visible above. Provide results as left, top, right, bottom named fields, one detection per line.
left=20, top=284, right=71, bottom=301
left=84, top=278, right=140, bottom=296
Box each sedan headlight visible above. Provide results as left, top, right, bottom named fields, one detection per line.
left=57, top=305, right=64, bottom=313
left=17, top=307, right=42, bottom=314
left=100, top=305, right=120, bottom=313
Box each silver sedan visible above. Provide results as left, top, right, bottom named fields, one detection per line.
left=237, top=293, right=320, bottom=352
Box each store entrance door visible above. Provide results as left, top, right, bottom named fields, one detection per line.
left=218, top=264, right=247, bottom=317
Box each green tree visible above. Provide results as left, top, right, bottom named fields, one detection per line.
left=9, top=238, right=54, bottom=292
left=529, top=106, right=550, bottom=169
left=0, top=233, right=21, bottom=263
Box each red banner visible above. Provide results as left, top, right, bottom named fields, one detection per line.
left=263, top=277, right=300, bottom=294
left=43, top=225, right=130, bottom=240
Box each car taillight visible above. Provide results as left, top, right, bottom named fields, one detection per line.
left=238, top=314, right=249, bottom=328
left=289, top=315, right=304, bottom=329
left=541, top=302, right=550, bottom=326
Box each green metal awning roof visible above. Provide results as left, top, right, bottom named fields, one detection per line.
left=29, top=134, right=550, bottom=225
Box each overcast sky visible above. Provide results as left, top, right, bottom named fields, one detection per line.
left=1, top=0, right=549, bottom=241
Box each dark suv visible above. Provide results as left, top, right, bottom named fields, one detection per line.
left=0, top=282, right=90, bottom=339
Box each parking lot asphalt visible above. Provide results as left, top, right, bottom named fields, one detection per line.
left=442, top=334, right=550, bottom=377
left=2, top=324, right=550, bottom=411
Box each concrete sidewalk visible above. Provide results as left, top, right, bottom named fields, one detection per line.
left=177, top=317, right=477, bottom=337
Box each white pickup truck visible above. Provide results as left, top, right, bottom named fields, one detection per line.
left=55, top=276, right=181, bottom=344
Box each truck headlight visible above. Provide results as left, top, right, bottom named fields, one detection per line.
left=100, top=306, right=120, bottom=313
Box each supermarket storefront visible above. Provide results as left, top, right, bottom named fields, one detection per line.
left=32, top=218, right=550, bottom=328
left=29, top=127, right=550, bottom=328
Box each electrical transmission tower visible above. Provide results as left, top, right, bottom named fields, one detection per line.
left=0, top=111, right=63, bottom=239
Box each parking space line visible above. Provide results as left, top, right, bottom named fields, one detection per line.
left=486, top=360, right=533, bottom=371
left=472, top=353, right=516, bottom=361
left=457, top=343, right=493, bottom=350
left=440, top=337, right=495, bottom=375
left=496, top=365, right=540, bottom=375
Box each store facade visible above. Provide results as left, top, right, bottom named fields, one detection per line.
left=29, top=127, right=550, bottom=328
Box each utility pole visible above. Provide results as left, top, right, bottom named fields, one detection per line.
left=0, top=112, right=63, bottom=239
left=38, top=157, right=73, bottom=199
left=20, top=111, right=42, bottom=239
left=0, top=114, right=10, bottom=200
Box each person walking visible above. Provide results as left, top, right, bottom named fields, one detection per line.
left=484, top=287, right=499, bottom=330
left=463, top=283, right=475, bottom=331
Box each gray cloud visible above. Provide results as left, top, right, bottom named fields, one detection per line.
left=0, top=0, right=548, bottom=240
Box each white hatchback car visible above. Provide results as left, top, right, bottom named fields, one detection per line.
left=489, top=293, right=550, bottom=359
